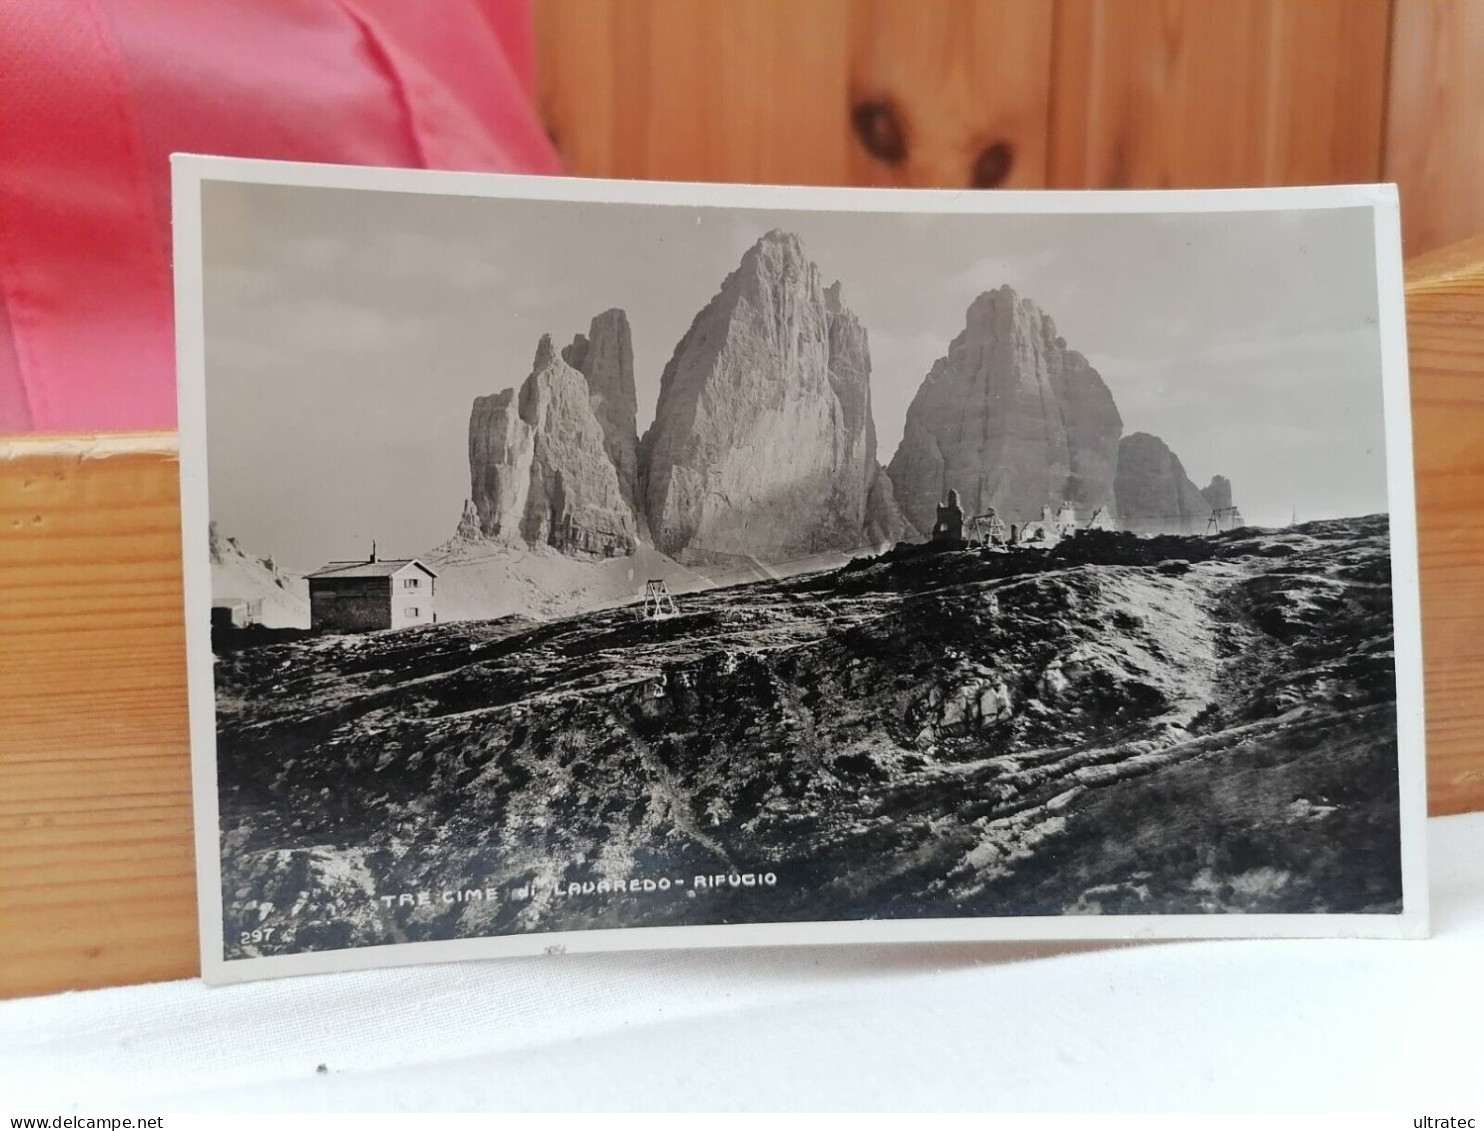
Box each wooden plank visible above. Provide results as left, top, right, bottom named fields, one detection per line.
left=0, top=436, right=195, bottom=999
left=1385, top=0, right=1484, bottom=256
left=533, top=0, right=854, bottom=185
left=1050, top=0, right=1392, bottom=188
left=533, top=1, right=1402, bottom=192
left=846, top=0, right=1055, bottom=188
left=1406, top=232, right=1484, bottom=814
left=1, top=235, right=1481, bottom=997
left=532, top=0, right=1053, bottom=188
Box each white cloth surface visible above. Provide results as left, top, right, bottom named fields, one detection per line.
left=3, top=813, right=1481, bottom=1113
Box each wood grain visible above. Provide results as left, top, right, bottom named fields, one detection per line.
left=1047, top=0, right=1392, bottom=188
left=533, top=0, right=855, bottom=185
left=532, top=0, right=1054, bottom=188
left=846, top=0, right=1054, bottom=188
left=530, top=0, right=1482, bottom=252
left=1385, top=0, right=1484, bottom=256
left=2, top=239, right=1481, bottom=998
left=1406, top=232, right=1484, bottom=812
left=0, top=436, right=194, bottom=999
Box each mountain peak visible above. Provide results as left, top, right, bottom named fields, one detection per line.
left=466, top=315, right=639, bottom=559
left=641, top=230, right=899, bottom=562
left=756, top=227, right=804, bottom=250
left=532, top=332, right=560, bottom=371
left=888, top=289, right=1121, bottom=531
left=564, top=308, right=639, bottom=515
left=1115, top=432, right=1215, bottom=535
left=964, top=284, right=1043, bottom=331
left=741, top=229, right=811, bottom=277
left=1200, top=474, right=1234, bottom=512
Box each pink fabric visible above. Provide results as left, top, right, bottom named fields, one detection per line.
left=0, top=0, right=560, bottom=434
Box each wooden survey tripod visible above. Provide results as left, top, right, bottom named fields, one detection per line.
left=1204, top=506, right=1242, bottom=535
left=638, top=578, right=679, bottom=620
left=965, top=510, right=1006, bottom=547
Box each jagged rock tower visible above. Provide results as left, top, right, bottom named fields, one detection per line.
left=639, top=229, right=909, bottom=563
left=561, top=309, right=640, bottom=522
left=886, top=285, right=1124, bottom=534
left=464, top=317, right=640, bottom=559
left=453, top=235, right=1233, bottom=563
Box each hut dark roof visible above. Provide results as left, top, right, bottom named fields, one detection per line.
left=305, top=558, right=438, bottom=580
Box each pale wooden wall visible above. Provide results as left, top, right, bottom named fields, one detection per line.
left=1386, top=0, right=1484, bottom=254
left=533, top=0, right=1482, bottom=255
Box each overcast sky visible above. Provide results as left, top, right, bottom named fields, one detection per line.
left=202, top=181, right=1389, bottom=572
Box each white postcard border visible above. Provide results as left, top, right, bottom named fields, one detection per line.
left=170, top=154, right=1429, bottom=986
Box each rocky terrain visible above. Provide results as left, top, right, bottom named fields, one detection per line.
left=215, top=515, right=1401, bottom=958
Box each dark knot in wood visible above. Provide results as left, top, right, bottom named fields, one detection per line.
left=972, top=141, right=1014, bottom=188
left=850, top=98, right=907, bottom=165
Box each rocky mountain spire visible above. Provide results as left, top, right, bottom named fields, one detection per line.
left=466, top=332, right=638, bottom=558
left=453, top=238, right=1233, bottom=565
left=562, top=309, right=640, bottom=519
left=639, top=230, right=905, bottom=563
left=886, top=285, right=1123, bottom=534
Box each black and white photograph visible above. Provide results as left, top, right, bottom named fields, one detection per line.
left=173, top=159, right=1426, bottom=981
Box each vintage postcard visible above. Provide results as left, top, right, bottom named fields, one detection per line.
left=173, top=157, right=1427, bottom=983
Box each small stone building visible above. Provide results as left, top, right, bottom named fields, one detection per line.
left=306, top=550, right=438, bottom=633
left=931, top=489, right=965, bottom=543
left=211, top=597, right=262, bottom=629
left=1086, top=506, right=1116, bottom=532
left=1019, top=504, right=1058, bottom=545
left=1053, top=501, right=1079, bottom=539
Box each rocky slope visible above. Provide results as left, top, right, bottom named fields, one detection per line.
left=640, top=231, right=906, bottom=563
left=466, top=333, right=639, bottom=558
left=209, top=522, right=309, bottom=629
left=425, top=536, right=856, bottom=624
left=1114, top=432, right=1216, bottom=535
left=215, top=516, right=1401, bottom=956
left=888, top=286, right=1124, bottom=534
